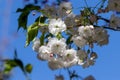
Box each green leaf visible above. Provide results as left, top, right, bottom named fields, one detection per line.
left=17, top=4, right=40, bottom=31
left=14, top=59, right=26, bottom=75
left=35, top=16, right=47, bottom=23
left=5, top=60, right=18, bottom=67
left=25, top=64, right=33, bottom=73
left=40, top=33, right=45, bottom=46
left=25, top=22, right=39, bottom=47
left=16, top=4, right=40, bottom=13
left=4, top=59, right=18, bottom=74
left=17, top=12, right=29, bottom=31
left=4, top=63, right=12, bottom=74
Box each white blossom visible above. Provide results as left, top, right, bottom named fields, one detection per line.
left=43, top=5, right=57, bottom=18
left=58, top=2, right=72, bottom=17
left=109, top=14, right=120, bottom=29
left=77, top=50, right=87, bottom=60
left=78, top=25, right=94, bottom=38
left=38, top=46, right=52, bottom=60
left=48, top=59, right=64, bottom=70
left=63, top=57, right=78, bottom=68
left=63, top=49, right=77, bottom=61
left=64, top=14, right=76, bottom=28
left=47, top=38, right=66, bottom=54
left=32, top=38, right=40, bottom=52
left=107, top=0, right=120, bottom=12
left=60, top=2, right=72, bottom=10
left=61, top=49, right=78, bottom=67
left=93, top=27, right=109, bottom=46
left=48, top=18, right=66, bottom=35
left=72, top=35, right=87, bottom=48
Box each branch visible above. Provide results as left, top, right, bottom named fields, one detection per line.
left=94, top=25, right=120, bottom=31
left=97, top=16, right=110, bottom=23
left=66, top=68, right=84, bottom=80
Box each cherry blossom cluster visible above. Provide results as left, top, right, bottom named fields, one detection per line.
left=31, top=0, right=120, bottom=70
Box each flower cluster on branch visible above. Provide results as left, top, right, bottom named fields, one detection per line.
left=17, top=0, right=120, bottom=70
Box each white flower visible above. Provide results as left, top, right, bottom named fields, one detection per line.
left=60, top=2, right=72, bottom=10
left=63, top=57, right=78, bottom=68
left=63, top=49, right=77, bottom=61
left=58, top=2, right=72, bottom=17
left=43, top=5, right=57, bottom=18
left=39, top=46, right=51, bottom=54
left=47, top=38, right=66, bottom=54
left=32, top=38, right=40, bottom=52
left=62, top=49, right=78, bottom=67
left=109, top=14, right=120, bottom=29
left=93, top=27, right=109, bottom=46
left=48, top=18, right=66, bottom=35
left=82, top=59, right=95, bottom=68
left=107, top=0, right=120, bottom=12
left=77, top=50, right=87, bottom=60
left=48, top=59, right=64, bottom=70
left=72, top=35, right=87, bottom=48
left=78, top=25, right=94, bottom=38
left=77, top=50, right=87, bottom=65
left=64, top=14, right=76, bottom=28
left=38, top=46, right=52, bottom=60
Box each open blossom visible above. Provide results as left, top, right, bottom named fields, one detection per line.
left=78, top=25, right=94, bottom=38
left=60, top=2, right=72, bottom=10
left=63, top=49, right=78, bottom=67
left=47, top=38, right=66, bottom=54
left=32, top=38, right=40, bottom=52
left=93, top=27, right=109, bottom=46
left=42, top=5, right=57, bottom=18
left=48, top=18, right=66, bottom=35
left=72, top=35, right=87, bottom=48
left=48, top=58, right=64, bottom=70
left=38, top=46, right=51, bottom=54
left=107, top=0, right=120, bottom=12
left=38, top=46, right=52, bottom=60
left=64, top=13, right=76, bottom=28
left=63, top=49, right=77, bottom=61
left=58, top=2, right=72, bottom=17
left=63, top=57, right=78, bottom=68
left=109, top=14, right=120, bottom=29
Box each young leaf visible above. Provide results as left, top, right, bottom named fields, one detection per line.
left=4, top=59, right=18, bottom=74
left=25, top=64, right=33, bottom=73
left=35, top=16, right=47, bottom=23
left=4, top=63, right=12, bottom=74
left=17, top=4, right=40, bottom=31
left=16, top=4, right=40, bottom=13
left=17, top=12, right=29, bottom=31
left=14, top=59, right=26, bottom=75
left=25, top=22, right=39, bottom=47
left=40, top=33, right=45, bottom=45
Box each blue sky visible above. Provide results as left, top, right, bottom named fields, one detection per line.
left=0, top=0, right=120, bottom=80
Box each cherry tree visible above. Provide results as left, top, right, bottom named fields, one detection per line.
left=2, top=0, right=120, bottom=80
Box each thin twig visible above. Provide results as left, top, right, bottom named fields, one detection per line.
left=94, top=25, right=120, bottom=31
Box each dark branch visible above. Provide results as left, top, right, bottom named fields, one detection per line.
left=94, top=25, right=120, bottom=31
left=97, top=16, right=110, bottom=23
